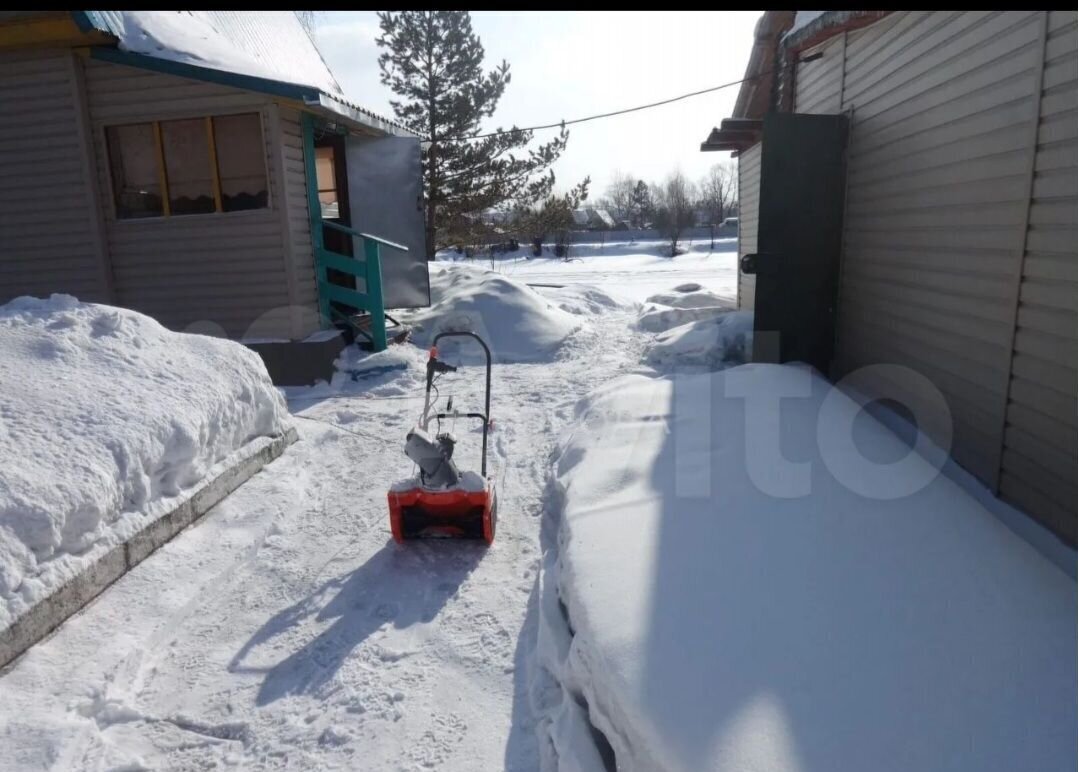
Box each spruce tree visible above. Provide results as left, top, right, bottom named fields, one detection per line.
left=376, top=11, right=587, bottom=258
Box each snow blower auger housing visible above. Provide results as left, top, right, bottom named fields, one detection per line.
left=388, top=331, right=497, bottom=545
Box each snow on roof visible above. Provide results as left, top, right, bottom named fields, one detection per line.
left=787, top=10, right=826, bottom=37
left=591, top=208, right=616, bottom=228
left=81, top=11, right=342, bottom=94
left=77, top=12, right=416, bottom=136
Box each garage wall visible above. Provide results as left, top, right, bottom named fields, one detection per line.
left=792, top=10, right=1077, bottom=543
left=736, top=143, right=761, bottom=310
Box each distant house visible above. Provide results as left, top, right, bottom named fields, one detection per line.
left=0, top=11, right=427, bottom=355
left=571, top=207, right=615, bottom=230
left=703, top=11, right=1078, bottom=547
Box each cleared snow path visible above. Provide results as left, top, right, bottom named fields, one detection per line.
left=0, top=301, right=648, bottom=770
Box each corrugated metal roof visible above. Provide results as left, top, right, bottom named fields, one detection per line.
left=75, top=11, right=416, bottom=137
left=79, top=11, right=341, bottom=93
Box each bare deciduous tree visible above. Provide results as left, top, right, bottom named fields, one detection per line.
left=699, top=162, right=738, bottom=226
left=654, top=170, right=696, bottom=257
left=604, top=171, right=635, bottom=225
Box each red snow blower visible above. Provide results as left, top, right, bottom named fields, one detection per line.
left=388, top=332, right=497, bottom=545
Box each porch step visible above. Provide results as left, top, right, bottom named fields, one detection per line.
left=344, top=311, right=411, bottom=350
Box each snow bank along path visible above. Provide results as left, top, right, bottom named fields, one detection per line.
left=0, top=272, right=652, bottom=770
left=0, top=295, right=290, bottom=636
left=540, top=365, right=1076, bottom=772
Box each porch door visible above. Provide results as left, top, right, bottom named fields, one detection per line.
left=314, top=135, right=357, bottom=297
left=345, top=135, right=430, bottom=309
left=743, top=112, right=848, bottom=374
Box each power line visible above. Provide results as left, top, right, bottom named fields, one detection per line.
left=444, top=71, right=767, bottom=142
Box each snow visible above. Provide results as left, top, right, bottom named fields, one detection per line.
left=0, top=295, right=289, bottom=630
left=540, top=364, right=1077, bottom=771
left=0, top=264, right=656, bottom=770
left=110, top=11, right=341, bottom=94
left=786, top=10, right=827, bottom=37
left=645, top=311, right=754, bottom=370
left=403, top=263, right=583, bottom=363
left=391, top=469, right=490, bottom=493
left=645, top=282, right=736, bottom=310
left=638, top=304, right=733, bottom=333
left=437, top=237, right=739, bottom=304
left=4, top=249, right=1066, bottom=771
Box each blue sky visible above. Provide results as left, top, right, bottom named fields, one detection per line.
left=311, top=11, right=761, bottom=198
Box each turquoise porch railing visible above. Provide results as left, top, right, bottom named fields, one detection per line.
left=301, top=113, right=408, bottom=352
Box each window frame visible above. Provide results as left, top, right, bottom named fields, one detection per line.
left=103, top=109, right=271, bottom=222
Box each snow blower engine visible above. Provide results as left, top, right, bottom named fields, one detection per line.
left=388, top=331, right=497, bottom=545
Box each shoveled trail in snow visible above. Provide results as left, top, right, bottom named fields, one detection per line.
left=0, top=307, right=648, bottom=770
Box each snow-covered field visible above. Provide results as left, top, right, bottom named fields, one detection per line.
left=1, top=247, right=1073, bottom=771
left=0, top=296, right=288, bottom=631
left=438, top=238, right=739, bottom=304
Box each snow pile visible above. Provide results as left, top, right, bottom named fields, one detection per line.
left=406, top=264, right=582, bottom=363
left=0, top=295, right=289, bottom=628
left=284, top=344, right=430, bottom=404
left=645, top=282, right=734, bottom=310
left=539, top=284, right=638, bottom=317
left=645, top=311, right=754, bottom=370
left=539, top=365, right=1076, bottom=771
left=637, top=304, right=734, bottom=333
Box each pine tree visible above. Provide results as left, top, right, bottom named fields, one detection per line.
left=629, top=180, right=653, bottom=229
left=376, top=11, right=588, bottom=258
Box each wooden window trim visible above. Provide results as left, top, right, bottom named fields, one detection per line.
left=205, top=116, right=224, bottom=213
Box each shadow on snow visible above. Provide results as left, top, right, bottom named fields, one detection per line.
left=230, top=540, right=485, bottom=706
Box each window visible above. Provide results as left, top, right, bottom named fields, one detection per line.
left=315, top=146, right=339, bottom=219
left=106, top=113, right=268, bottom=219
left=213, top=113, right=270, bottom=212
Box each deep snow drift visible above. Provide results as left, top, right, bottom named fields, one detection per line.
left=645, top=311, right=754, bottom=371
left=0, top=295, right=289, bottom=628
left=404, top=264, right=584, bottom=363
left=540, top=364, right=1076, bottom=772
left=644, top=282, right=734, bottom=310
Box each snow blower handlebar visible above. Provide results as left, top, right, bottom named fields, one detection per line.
left=421, top=332, right=493, bottom=477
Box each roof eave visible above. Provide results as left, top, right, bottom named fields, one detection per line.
left=87, top=47, right=417, bottom=138
left=305, top=93, right=420, bottom=139
left=782, top=10, right=893, bottom=55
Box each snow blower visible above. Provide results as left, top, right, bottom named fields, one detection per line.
left=388, top=332, right=497, bottom=545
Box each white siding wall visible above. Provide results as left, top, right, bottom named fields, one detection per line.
left=792, top=11, right=1077, bottom=541
left=0, top=50, right=109, bottom=302
left=82, top=57, right=318, bottom=338
left=737, top=143, right=761, bottom=310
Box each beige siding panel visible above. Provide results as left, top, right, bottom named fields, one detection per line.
left=795, top=36, right=844, bottom=114
left=834, top=11, right=1047, bottom=489
left=1001, top=12, right=1077, bottom=543
left=82, top=58, right=309, bottom=338
left=278, top=107, right=317, bottom=316
left=737, top=143, right=760, bottom=309
left=0, top=50, right=106, bottom=302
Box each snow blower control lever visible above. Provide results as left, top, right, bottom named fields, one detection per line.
left=419, top=333, right=492, bottom=477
